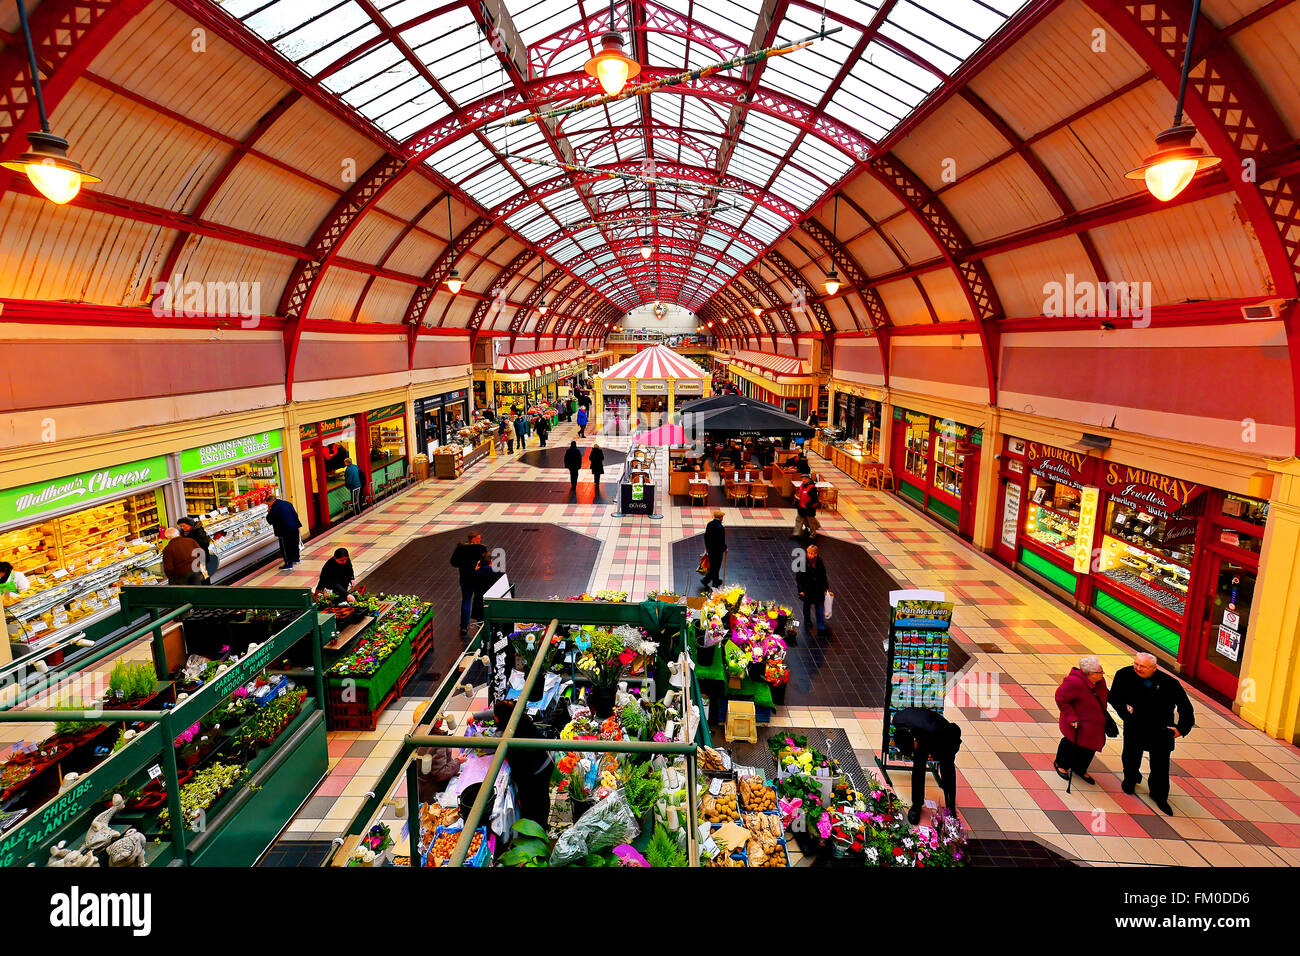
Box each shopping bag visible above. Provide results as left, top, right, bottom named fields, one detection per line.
left=696, top=553, right=710, bottom=574
left=823, top=591, right=834, bottom=620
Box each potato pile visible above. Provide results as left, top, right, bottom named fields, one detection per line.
left=746, top=829, right=786, bottom=868
left=738, top=775, right=777, bottom=812
left=742, top=812, right=783, bottom=839
left=700, top=780, right=739, bottom=823
left=707, top=850, right=744, bottom=868
left=699, top=746, right=728, bottom=773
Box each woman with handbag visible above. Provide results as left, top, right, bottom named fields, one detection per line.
left=700, top=511, right=726, bottom=591
left=1053, top=655, right=1117, bottom=785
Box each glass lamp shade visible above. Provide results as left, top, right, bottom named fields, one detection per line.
left=824, top=268, right=840, bottom=296
left=640, top=243, right=653, bottom=259
left=1125, top=124, right=1220, bottom=202
left=584, top=31, right=641, bottom=95
left=445, top=270, right=463, bottom=294
left=1, top=131, right=100, bottom=205
left=539, top=302, right=549, bottom=315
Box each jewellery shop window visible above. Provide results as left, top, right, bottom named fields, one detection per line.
left=1025, top=472, right=1082, bottom=558
left=1096, top=500, right=1197, bottom=620
left=1215, top=494, right=1268, bottom=555
left=0, top=489, right=167, bottom=644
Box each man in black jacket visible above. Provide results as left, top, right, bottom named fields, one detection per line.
left=794, top=544, right=830, bottom=638
left=564, top=441, right=583, bottom=491
left=450, top=531, right=490, bottom=637
left=892, top=707, right=962, bottom=824
left=265, top=492, right=302, bottom=570
left=1108, top=652, right=1194, bottom=815
left=701, top=510, right=726, bottom=591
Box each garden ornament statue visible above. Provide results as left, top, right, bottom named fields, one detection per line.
left=48, top=841, right=98, bottom=867
left=84, top=793, right=125, bottom=852
left=106, top=828, right=147, bottom=867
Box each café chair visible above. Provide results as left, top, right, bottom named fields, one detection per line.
left=881, top=467, right=896, bottom=491
left=724, top=480, right=747, bottom=507
left=631, top=470, right=652, bottom=485
left=748, top=483, right=769, bottom=507
left=689, top=483, right=708, bottom=507
left=820, top=487, right=838, bottom=512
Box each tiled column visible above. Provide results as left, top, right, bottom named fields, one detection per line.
left=667, top=378, right=676, bottom=422
left=593, top=378, right=604, bottom=429
left=628, top=376, right=638, bottom=433
left=1238, top=459, right=1300, bottom=743
left=971, top=405, right=1002, bottom=552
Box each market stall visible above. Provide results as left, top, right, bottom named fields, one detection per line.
left=299, top=416, right=360, bottom=534
left=364, top=404, right=409, bottom=499
left=593, top=345, right=707, bottom=429
left=0, top=457, right=171, bottom=650
left=415, top=388, right=471, bottom=456
left=690, top=585, right=794, bottom=724
left=432, top=417, right=497, bottom=479
left=0, top=585, right=329, bottom=867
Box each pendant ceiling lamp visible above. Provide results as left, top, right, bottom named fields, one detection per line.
left=537, top=260, right=548, bottom=315
left=751, top=261, right=763, bottom=316
left=444, top=195, right=463, bottom=293
left=1124, top=0, right=1220, bottom=201
left=585, top=0, right=641, bottom=96
left=824, top=194, right=841, bottom=296
left=640, top=233, right=653, bottom=259
left=0, top=0, right=100, bottom=204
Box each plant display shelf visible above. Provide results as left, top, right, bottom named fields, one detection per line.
left=325, top=606, right=436, bottom=731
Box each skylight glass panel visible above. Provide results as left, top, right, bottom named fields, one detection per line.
left=770, top=167, right=826, bottom=207
left=549, top=237, right=580, bottom=260
left=427, top=136, right=495, bottom=182
left=647, top=31, right=690, bottom=69
left=268, top=2, right=372, bottom=64
left=243, top=0, right=339, bottom=44
left=794, top=134, right=856, bottom=175
left=297, top=22, right=383, bottom=75
left=657, top=0, right=757, bottom=46
left=882, top=1, right=982, bottom=72
left=678, top=95, right=728, bottom=132
left=461, top=164, right=517, bottom=208
left=509, top=0, right=571, bottom=46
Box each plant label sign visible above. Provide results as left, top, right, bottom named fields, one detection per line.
left=147, top=764, right=162, bottom=780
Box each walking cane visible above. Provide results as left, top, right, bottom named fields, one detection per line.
left=1065, top=722, right=1080, bottom=794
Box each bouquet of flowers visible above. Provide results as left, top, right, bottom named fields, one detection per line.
left=560, top=708, right=602, bottom=740
left=509, top=625, right=564, bottom=675
left=348, top=822, right=395, bottom=866
left=576, top=628, right=631, bottom=689
left=723, top=640, right=751, bottom=680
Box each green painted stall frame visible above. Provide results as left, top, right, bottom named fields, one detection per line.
left=0, top=585, right=328, bottom=868
left=329, top=597, right=709, bottom=868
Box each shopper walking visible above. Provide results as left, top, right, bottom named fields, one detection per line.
left=162, top=527, right=205, bottom=585
left=891, top=707, right=962, bottom=824
left=589, top=443, right=605, bottom=493
left=701, top=510, right=727, bottom=591
left=513, top=413, right=528, bottom=451
left=792, top=475, right=821, bottom=539
left=794, top=543, right=831, bottom=639
left=1108, top=652, right=1194, bottom=815
left=498, top=416, right=513, bottom=454
left=535, top=415, right=550, bottom=448
left=176, top=515, right=217, bottom=582
left=265, top=491, right=302, bottom=570
left=450, top=531, right=490, bottom=637
left=576, top=405, right=588, bottom=438
left=564, top=441, right=583, bottom=491
left=343, top=456, right=364, bottom=515
left=1053, top=656, right=1115, bottom=785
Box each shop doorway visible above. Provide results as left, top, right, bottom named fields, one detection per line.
left=1188, top=553, right=1256, bottom=700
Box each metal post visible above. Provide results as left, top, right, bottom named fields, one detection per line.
left=405, top=761, right=422, bottom=868
left=150, top=608, right=168, bottom=678
left=159, top=711, right=187, bottom=860
left=447, top=619, right=557, bottom=867
left=685, top=741, right=699, bottom=867
left=310, top=612, right=327, bottom=712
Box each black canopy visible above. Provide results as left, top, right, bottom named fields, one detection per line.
left=680, top=398, right=814, bottom=438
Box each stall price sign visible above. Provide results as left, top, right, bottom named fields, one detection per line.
left=1073, top=486, right=1100, bottom=573
left=1001, top=483, right=1021, bottom=550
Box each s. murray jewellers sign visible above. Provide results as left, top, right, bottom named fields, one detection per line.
left=0, top=456, right=169, bottom=525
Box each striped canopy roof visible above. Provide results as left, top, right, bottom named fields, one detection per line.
left=499, top=349, right=582, bottom=372
left=598, top=345, right=708, bottom=382
left=732, top=351, right=807, bottom=377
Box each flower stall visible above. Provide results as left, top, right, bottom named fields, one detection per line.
left=324, top=593, right=435, bottom=730
left=0, top=584, right=330, bottom=867
left=692, top=584, right=795, bottom=722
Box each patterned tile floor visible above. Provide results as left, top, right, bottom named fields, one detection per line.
left=238, top=424, right=1300, bottom=866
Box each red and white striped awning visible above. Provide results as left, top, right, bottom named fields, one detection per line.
left=598, top=345, right=707, bottom=382
left=733, top=350, right=807, bottom=378
left=498, top=349, right=582, bottom=373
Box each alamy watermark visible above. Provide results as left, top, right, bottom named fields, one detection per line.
left=1043, top=273, right=1152, bottom=328
left=151, top=273, right=261, bottom=327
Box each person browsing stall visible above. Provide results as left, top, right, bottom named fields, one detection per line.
left=317, top=547, right=356, bottom=601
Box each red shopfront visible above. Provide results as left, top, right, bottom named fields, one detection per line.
left=996, top=437, right=1267, bottom=700
left=300, top=415, right=371, bottom=536
left=890, top=408, right=983, bottom=540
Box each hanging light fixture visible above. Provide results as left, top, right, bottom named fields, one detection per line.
left=443, top=195, right=463, bottom=293
left=537, top=260, right=548, bottom=315
left=0, top=0, right=100, bottom=204
left=824, top=194, right=841, bottom=295
left=1124, top=0, right=1220, bottom=201
left=585, top=0, right=641, bottom=96
left=640, top=235, right=653, bottom=259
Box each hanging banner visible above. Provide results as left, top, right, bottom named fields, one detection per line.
left=1073, top=486, right=1100, bottom=573
left=1, top=456, right=169, bottom=524
left=1103, top=463, right=1205, bottom=519
left=180, top=430, right=283, bottom=476
left=1025, top=442, right=1091, bottom=490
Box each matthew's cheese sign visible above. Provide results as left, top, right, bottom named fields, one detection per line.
left=1, top=457, right=169, bottom=524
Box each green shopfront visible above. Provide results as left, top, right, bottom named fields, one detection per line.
left=889, top=408, right=983, bottom=539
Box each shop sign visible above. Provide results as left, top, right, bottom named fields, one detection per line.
left=1073, top=486, right=1100, bottom=574
left=316, top=416, right=353, bottom=438
left=300, top=422, right=318, bottom=441
left=1006, top=437, right=1026, bottom=456
left=638, top=381, right=667, bottom=393
left=603, top=381, right=630, bottom=394
left=1025, top=442, right=1090, bottom=490
left=180, top=430, right=283, bottom=476
left=1001, top=483, right=1021, bottom=550
left=1103, top=464, right=1205, bottom=519
left=1, top=456, right=169, bottom=525
left=366, top=403, right=405, bottom=424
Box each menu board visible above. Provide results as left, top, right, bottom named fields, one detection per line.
left=878, top=590, right=953, bottom=774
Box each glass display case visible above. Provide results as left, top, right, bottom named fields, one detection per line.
left=1024, top=474, right=1083, bottom=556
left=902, top=416, right=930, bottom=483
left=1096, top=502, right=1194, bottom=618
left=932, top=430, right=967, bottom=499
left=182, top=455, right=279, bottom=515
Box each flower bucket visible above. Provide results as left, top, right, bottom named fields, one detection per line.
left=588, top=685, right=617, bottom=719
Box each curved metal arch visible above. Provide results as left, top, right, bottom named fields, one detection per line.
left=407, top=68, right=871, bottom=170
left=534, top=275, right=591, bottom=341
left=714, top=286, right=762, bottom=345
left=835, top=191, right=939, bottom=323
left=507, top=266, right=568, bottom=344
left=405, top=216, right=496, bottom=365
left=865, top=153, right=1002, bottom=401
left=799, top=216, right=891, bottom=331
left=465, top=245, right=537, bottom=349
left=739, top=266, right=800, bottom=337
left=764, top=249, right=835, bottom=344
left=569, top=125, right=721, bottom=169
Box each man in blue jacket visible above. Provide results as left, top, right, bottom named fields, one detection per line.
left=513, top=413, right=528, bottom=450
left=343, top=457, right=364, bottom=515
left=265, top=491, right=302, bottom=570
left=576, top=405, right=588, bottom=438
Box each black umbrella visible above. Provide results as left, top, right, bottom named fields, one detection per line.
left=676, top=393, right=752, bottom=414
left=681, top=399, right=815, bottom=438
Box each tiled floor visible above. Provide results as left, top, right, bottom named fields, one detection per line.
left=238, top=422, right=1300, bottom=866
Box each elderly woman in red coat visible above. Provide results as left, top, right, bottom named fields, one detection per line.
left=1054, top=655, right=1116, bottom=785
